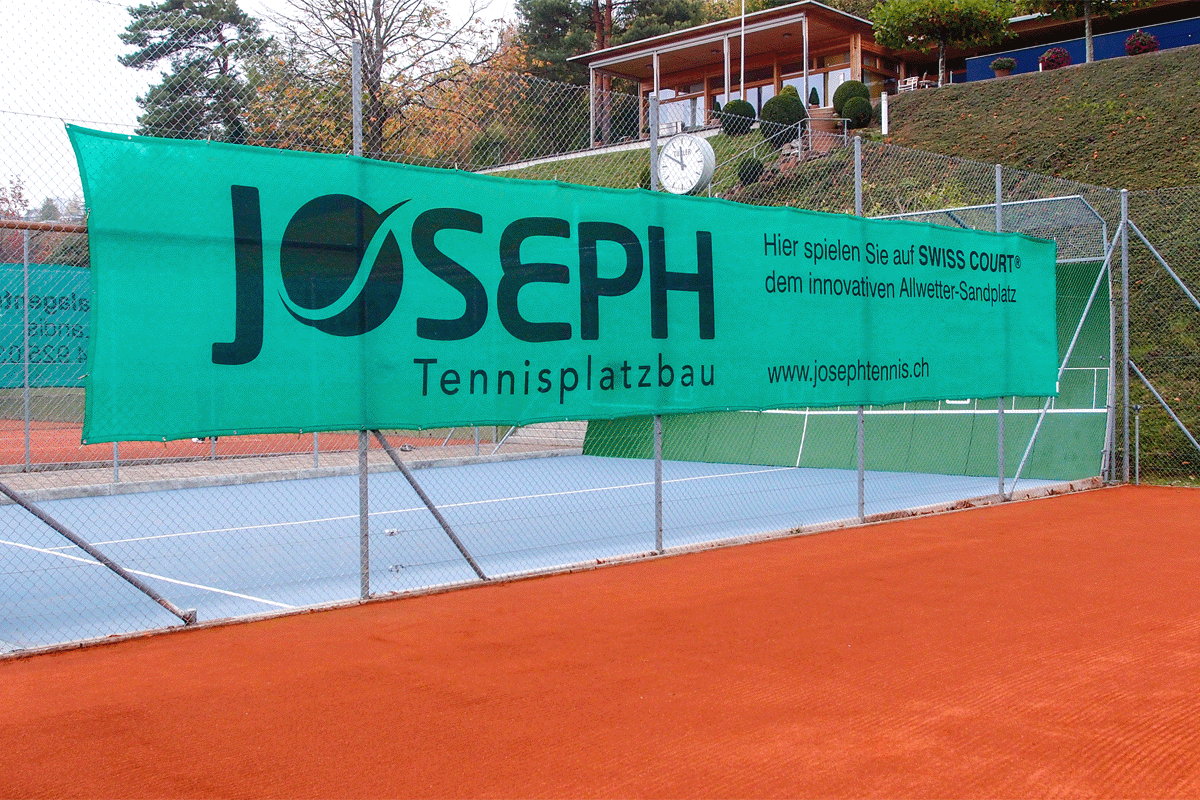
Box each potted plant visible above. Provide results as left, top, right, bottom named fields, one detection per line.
left=989, top=56, right=1016, bottom=77
left=809, top=86, right=820, bottom=107
left=1125, top=30, right=1159, bottom=55
left=1039, top=47, right=1071, bottom=70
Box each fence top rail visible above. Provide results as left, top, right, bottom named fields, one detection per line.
left=0, top=219, right=87, bottom=234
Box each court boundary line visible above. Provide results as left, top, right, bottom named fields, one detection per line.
left=1, top=447, right=584, bottom=506
left=32, top=464, right=803, bottom=550
left=0, top=538, right=296, bottom=610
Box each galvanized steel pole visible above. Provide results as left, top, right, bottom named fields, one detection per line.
left=0, top=481, right=196, bottom=625
left=1121, top=189, right=1130, bottom=482
left=654, top=414, right=663, bottom=554
left=996, top=164, right=1005, bottom=499
left=854, top=136, right=862, bottom=216
left=857, top=406, right=865, bottom=523
left=359, top=429, right=369, bottom=599
left=22, top=230, right=30, bottom=471
left=649, top=93, right=660, bottom=192
left=351, top=40, right=363, bottom=158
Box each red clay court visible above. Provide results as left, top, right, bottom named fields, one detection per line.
left=1, top=484, right=1198, bottom=798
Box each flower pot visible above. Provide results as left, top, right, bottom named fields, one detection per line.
left=992, top=68, right=1011, bottom=77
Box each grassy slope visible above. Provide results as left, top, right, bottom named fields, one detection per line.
left=885, top=44, right=1200, bottom=190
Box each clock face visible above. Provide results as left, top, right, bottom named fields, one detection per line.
left=657, top=134, right=716, bottom=195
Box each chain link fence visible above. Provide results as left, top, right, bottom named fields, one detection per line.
left=2, top=1, right=1197, bottom=653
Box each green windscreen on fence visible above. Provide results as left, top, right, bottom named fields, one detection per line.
left=585, top=259, right=1110, bottom=481
left=71, top=125, right=1058, bottom=442
left=0, top=264, right=89, bottom=389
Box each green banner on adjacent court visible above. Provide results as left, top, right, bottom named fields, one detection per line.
left=69, top=126, right=1058, bottom=443
left=0, top=264, right=89, bottom=389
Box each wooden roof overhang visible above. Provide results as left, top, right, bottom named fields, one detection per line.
left=567, top=0, right=876, bottom=84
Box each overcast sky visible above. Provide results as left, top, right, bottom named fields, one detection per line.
left=0, top=0, right=514, bottom=207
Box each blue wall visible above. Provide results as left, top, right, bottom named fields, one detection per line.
left=965, top=15, right=1200, bottom=82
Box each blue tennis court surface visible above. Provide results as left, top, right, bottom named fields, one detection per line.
left=1, top=454, right=1059, bottom=652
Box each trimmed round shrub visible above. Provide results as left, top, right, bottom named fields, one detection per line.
left=760, top=86, right=806, bottom=148
left=843, top=96, right=873, bottom=129
left=720, top=99, right=756, bottom=136
left=1040, top=47, right=1071, bottom=70
left=738, top=156, right=764, bottom=185
left=989, top=56, right=1016, bottom=71
left=809, top=86, right=820, bottom=106
left=1125, top=30, right=1159, bottom=55
left=832, top=79, right=869, bottom=116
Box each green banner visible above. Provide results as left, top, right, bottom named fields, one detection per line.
left=70, top=126, right=1058, bottom=443
left=0, top=264, right=89, bottom=389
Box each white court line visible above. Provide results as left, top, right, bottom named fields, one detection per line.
left=0, top=538, right=296, bottom=609
left=38, top=465, right=799, bottom=550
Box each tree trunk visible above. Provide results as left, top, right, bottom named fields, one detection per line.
left=937, top=41, right=946, bottom=87
left=363, top=0, right=388, bottom=158
left=1084, top=0, right=1094, bottom=62
left=593, top=0, right=612, bottom=144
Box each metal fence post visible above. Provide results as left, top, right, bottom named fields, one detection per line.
left=113, top=442, right=119, bottom=483
left=313, top=432, right=319, bottom=468
left=588, top=68, right=596, bottom=147
left=857, top=406, right=865, bottom=523
left=854, top=136, right=862, bottom=216
left=359, top=429, right=369, bottom=599
left=351, top=40, right=363, bottom=158
left=649, top=93, right=659, bottom=192
left=654, top=414, right=663, bottom=553
left=1133, top=404, right=1141, bottom=485
left=880, top=92, right=888, bottom=135
left=854, top=153, right=865, bottom=520
left=0, top=480, right=196, bottom=625
left=995, top=164, right=1003, bottom=232
left=1121, top=188, right=1130, bottom=483
left=996, top=164, right=1005, bottom=499
left=997, top=398, right=1005, bottom=499
left=372, top=431, right=487, bottom=581
left=1107, top=222, right=1119, bottom=484
left=22, top=230, right=30, bottom=471
left=352, top=42, right=366, bottom=600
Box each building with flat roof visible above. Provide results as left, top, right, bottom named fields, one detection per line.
left=570, top=1, right=897, bottom=139
left=569, top=0, right=1198, bottom=144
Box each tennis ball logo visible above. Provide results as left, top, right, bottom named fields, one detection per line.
left=279, top=194, right=408, bottom=337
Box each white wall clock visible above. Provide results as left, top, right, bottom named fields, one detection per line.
left=656, top=133, right=716, bottom=195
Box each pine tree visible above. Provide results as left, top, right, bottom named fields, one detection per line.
left=120, top=0, right=264, bottom=142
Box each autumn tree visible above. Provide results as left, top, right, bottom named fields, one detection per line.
left=0, top=178, right=29, bottom=263
left=120, top=0, right=265, bottom=142
left=243, top=33, right=355, bottom=153
left=400, top=32, right=535, bottom=165
left=1023, top=0, right=1150, bottom=62
left=274, top=0, right=498, bottom=159
left=515, top=0, right=595, bottom=84
left=0, top=178, right=27, bottom=221
left=872, top=0, right=1013, bottom=85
